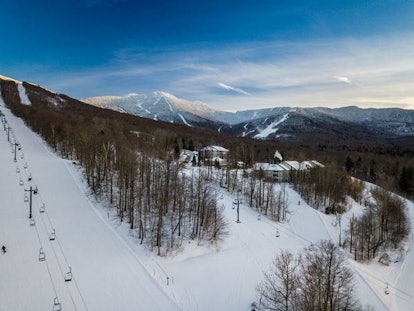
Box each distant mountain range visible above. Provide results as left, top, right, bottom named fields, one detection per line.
left=83, top=92, right=414, bottom=143
left=1, top=74, right=413, bottom=148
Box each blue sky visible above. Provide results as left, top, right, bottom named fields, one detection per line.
left=1, top=0, right=413, bottom=111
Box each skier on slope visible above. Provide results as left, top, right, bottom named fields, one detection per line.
left=1, top=245, right=6, bottom=254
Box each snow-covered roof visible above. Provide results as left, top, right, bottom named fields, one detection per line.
left=284, top=161, right=300, bottom=170
left=253, top=163, right=288, bottom=172
left=278, top=162, right=292, bottom=171
left=200, top=145, right=229, bottom=152
left=300, top=160, right=325, bottom=170
left=311, top=160, right=325, bottom=168
left=254, top=160, right=324, bottom=171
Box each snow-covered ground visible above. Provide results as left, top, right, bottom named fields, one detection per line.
left=0, top=105, right=181, bottom=311
left=1, top=99, right=414, bottom=310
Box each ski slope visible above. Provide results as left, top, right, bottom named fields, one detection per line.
left=1, top=98, right=414, bottom=310
left=254, top=113, right=289, bottom=139
left=0, top=105, right=180, bottom=310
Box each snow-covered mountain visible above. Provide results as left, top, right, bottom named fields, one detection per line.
left=1, top=74, right=413, bottom=146
left=83, top=91, right=224, bottom=128
left=83, top=92, right=292, bottom=127
left=84, top=92, right=414, bottom=141
left=224, top=106, right=414, bottom=142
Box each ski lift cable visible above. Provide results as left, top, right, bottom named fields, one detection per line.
left=37, top=207, right=79, bottom=311
left=71, top=275, right=90, bottom=311
left=16, top=150, right=32, bottom=183
left=355, top=266, right=414, bottom=303
left=362, top=267, right=414, bottom=299
left=32, top=186, right=81, bottom=311
left=44, top=256, right=60, bottom=299
left=44, top=230, right=78, bottom=311
left=36, top=192, right=88, bottom=311
left=56, top=237, right=90, bottom=311
left=392, top=290, right=414, bottom=307
left=12, top=140, right=77, bottom=310
left=32, top=213, right=60, bottom=301
left=12, top=134, right=88, bottom=310
left=34, top=185, right=89, bottom=311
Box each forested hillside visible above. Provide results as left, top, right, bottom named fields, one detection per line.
left=1, top=78, right=413, bottom=257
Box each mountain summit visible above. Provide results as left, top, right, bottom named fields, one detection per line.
left=1, top=74, right=414, bottom=147
left=83, top=91, right=221, bottom=128
left=84, top=91, right=414, bottom=143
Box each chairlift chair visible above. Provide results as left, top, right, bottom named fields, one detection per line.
left=53, top=297, right=62, bottom=311
left=64, top=267, right=72, bottom=282
left=49, top=229, right=56, bottom=241
left=20, top=153, right=24, bottom=159
left=16, top=166, right=20, bottom=173
left=384, top=283, right=390, bottom=295
left=24, top=193, right=29, bottom=202
left=39, top=203, right=45, bottom=213
left=276, top=229, right=280, bottom=237
left=19, top=178, right=23, bottom=186
left=28, top=174, right=32, bottom=182
left=23, top=162, right=27, bottom=169
left=33, top=187, right=38, bottom=194
left=38, top=248, right=46, bottom=262
left=30, top=218, right=35, bottom=226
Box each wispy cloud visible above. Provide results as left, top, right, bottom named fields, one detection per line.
left=334, top=76, right=352, bottom=84
left=44, top=33, right=414, bottom=111
left=217, top=82, right=250, bottom=95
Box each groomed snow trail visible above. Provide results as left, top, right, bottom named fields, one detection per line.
left=0, top=105, right=181, bottom=311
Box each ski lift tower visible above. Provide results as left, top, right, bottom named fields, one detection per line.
left=6, top=124, right=10, bottom=142
left=12, top=141, right=19, bottom=162
left=24, top=186, right=38, bottom=219
left=233, top=199, right=242, bottom=223
left=233, top=189, right=242, bottom=223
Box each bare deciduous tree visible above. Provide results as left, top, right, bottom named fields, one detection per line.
left=257, top=241, right=360, bottom=311
left=257, top=250, right=299, bottom=311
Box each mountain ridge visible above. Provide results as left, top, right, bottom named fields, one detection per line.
left=83, top=91, right=414, bottom=140
left=1, top=74, right=413, bottom=147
